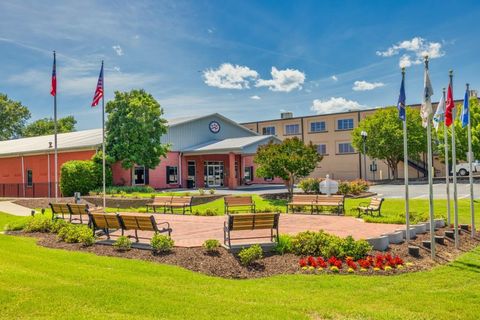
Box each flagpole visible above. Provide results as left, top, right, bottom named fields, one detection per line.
left=424, top=56, right=436, bottom=258
left=450, top=70, right=460, bottom=249
left=466, top=83, right=475, bottom=237
left=443, top=88, right=451, bottom=227
left=101, top=60, right=106, bottom=209
left=401, top=67, right=411, bottom=241
left=53, top=50, right=58, bottom=201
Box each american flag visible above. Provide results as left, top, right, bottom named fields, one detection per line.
left=50, top=51, right=56, bottom=96
left=91, top=62, right=104, bottom=107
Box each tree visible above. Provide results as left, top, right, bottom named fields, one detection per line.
left=436, top=97, right=480, bottom=162
left=352, top=107, right=427, bottom=179
left=0, top=93, right=31, bottom=140
left=254, top=137, right=322, bottom=196
left=106, top=89, right=170, bottom=169
left=22, top=116, right=77, bottom=137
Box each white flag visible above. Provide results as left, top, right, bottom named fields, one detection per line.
left=432, top=93, right=445, bottom=131
left=421, top=68, right=434, bottom=128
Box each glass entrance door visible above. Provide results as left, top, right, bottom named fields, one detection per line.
left=204, top=161, right=224, bottom=187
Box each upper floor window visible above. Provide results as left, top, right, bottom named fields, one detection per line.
left=338, top=142, right=355, bottom=154
left=317, top=144, right=327, bottom=155
left=310, top=121, right=326, bottom=132
left=337, top=118, right=354, bottom=130
left=285, top=124, right=300, bottom=135
left=262, top=126, right=276, bottom=135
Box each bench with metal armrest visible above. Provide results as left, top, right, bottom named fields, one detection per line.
left=224, top=196, right=256, bottom=214
left=356, top=197, right=384, bottom=217
left=223, top=213, right=279, bottom=248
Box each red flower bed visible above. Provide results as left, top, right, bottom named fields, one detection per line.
left=298, top=253, right=405, bottom=272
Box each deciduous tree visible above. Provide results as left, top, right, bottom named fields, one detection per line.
left=0, top=93, right=31, bottom=140
left=352, top=107, right=427, bottom=179
left=106, top=89, right=169, bottom=169
left=23, top=116, right=76, bottom=137
left=254, top=137, right=322, bottom=196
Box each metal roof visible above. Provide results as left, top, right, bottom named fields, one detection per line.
left=182, top=135, right=279, bottom=154
left=0, top=129, right=103, bottom=157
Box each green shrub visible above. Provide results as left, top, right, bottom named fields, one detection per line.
left=113, top=236, right=132, bottom=251
left=77, top=225, right=95, bottom=246
left=94, top=185, right=155, bottom=195
left=57, top=224, right=82, bottom=243
left=198, top=188, right=205, bottom=195
left=4, top=219, right=28, bottom=231
left=24, top=215, right=53, bottom=233
left=291, top=230, right=330, bottom=256
left=290, top=230, right=371, bottom=259
left=337, top=181, right=351, bottom=195
left=50, top=219, right=69, bottom=233
left=298, top=177, right=322, bottom=193
left=209, top=188, right=216, bottom=195
left=151, top=234, right=174, bottom=253
left=273, top=234, right=293, bottom=255
left=203, top=239, right=221, bottom=252
left=238, top=244, right=263, bottom=266
left=60, top=161, right=101, bottom=196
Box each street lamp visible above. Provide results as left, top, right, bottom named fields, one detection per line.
left=361, top=131, right=368, bottom=181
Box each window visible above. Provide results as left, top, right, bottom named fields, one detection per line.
left=317, top=144, right=327, bottom=155
left=262, top=126, right=276, bottom=135
left=285, top=124, right=300, bottom=135
left=310, top=121, right=326, bottom=132
left=337, top=118, right=354, bottom=130
left=166, top=166, right=178, bottom=184
left=244, top=166, right=254, bottom=182
left=26, top=169, right=33, bottom=187
left=133, top=166, right=145, bottom=185
left=338, top=142, right=355, bottom=154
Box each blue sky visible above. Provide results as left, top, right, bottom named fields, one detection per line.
left=1, top=0, right=479, bottom=130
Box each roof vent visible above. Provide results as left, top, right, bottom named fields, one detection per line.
left=281, top=112, right=293, bottom=119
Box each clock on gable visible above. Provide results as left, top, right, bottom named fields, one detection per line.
left=209, top=120, right=221, bottom=134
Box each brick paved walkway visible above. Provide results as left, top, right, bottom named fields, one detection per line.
left=106, top=213, right=402, bottom=247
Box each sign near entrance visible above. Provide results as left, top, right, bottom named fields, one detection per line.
left=209, top=120, right=221, bottom=133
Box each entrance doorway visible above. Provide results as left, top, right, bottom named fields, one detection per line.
left=204, top=161, right=224, bottom=187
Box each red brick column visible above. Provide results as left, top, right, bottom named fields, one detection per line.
left=228, top=152, right=237, bottom=189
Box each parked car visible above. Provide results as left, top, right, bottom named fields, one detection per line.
left=456, top=160, right=480, bottom=176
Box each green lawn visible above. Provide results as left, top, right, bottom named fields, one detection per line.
left=344, top=198, right=480, bottom=227
left=0, top=218, right=479, bottom=319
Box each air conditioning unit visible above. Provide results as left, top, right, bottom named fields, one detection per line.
left=281, top=112, right=293, bottom=119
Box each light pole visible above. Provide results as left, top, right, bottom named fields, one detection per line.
left=361, top=130, right=368, bottom=181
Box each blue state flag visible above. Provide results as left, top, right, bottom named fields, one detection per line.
left=461, top=88, right=469, bottom=128
left=397, top=76, right=406, bottom=121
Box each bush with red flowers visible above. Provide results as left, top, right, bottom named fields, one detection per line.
left=298, top=253, right=405, bottom=273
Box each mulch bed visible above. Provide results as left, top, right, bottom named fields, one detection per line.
left=6, top=228, right=480, bottom=279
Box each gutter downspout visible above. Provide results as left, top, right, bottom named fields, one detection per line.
left=21, top=155, right=25, bottom=197
left=178, top=152, right=183, bottom=188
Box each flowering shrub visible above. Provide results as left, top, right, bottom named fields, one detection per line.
left=298, top=253, right=405, bottom=274
left=337, top=179, right=369, bottom=195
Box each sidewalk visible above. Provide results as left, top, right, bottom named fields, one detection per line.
left=0, top=201, right=32, bottom=216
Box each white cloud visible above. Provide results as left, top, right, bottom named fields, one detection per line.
left=310, top=97, right=366, bottom=114
left=376, top=37, right=445, bottom=68
left=250, top=95, right=261, bottom=100
left=113, top=66, right=121, bottom=72
left=255, top=67, right=305, bottom=92
left=112, top=45, right=124, bottom=56
left=352, top=80, right=385, bottom=91
left=203, top=63, right=258, bottom=89
left=331, top=75, right=338, bottom=81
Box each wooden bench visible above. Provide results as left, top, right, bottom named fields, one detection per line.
left=316, top=195, right=345, bottom=215
left=164, top=196, right=193, bottom=214
left=146, top=196, right=173, bottom=213
left=89, top=212, right=123, bottom=239
left=50, top=203, right=89, bottom=223
left=286, top=195, right=318, bottom=214
left=223, top=213, right=280, bottom=248
left=88, top=212, right=172, bottom=242
left=118, top=213, right=172, bottom=242
left=356, top=197, right=384, bottom=217
left=224, top=196, right=256, bottom=214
